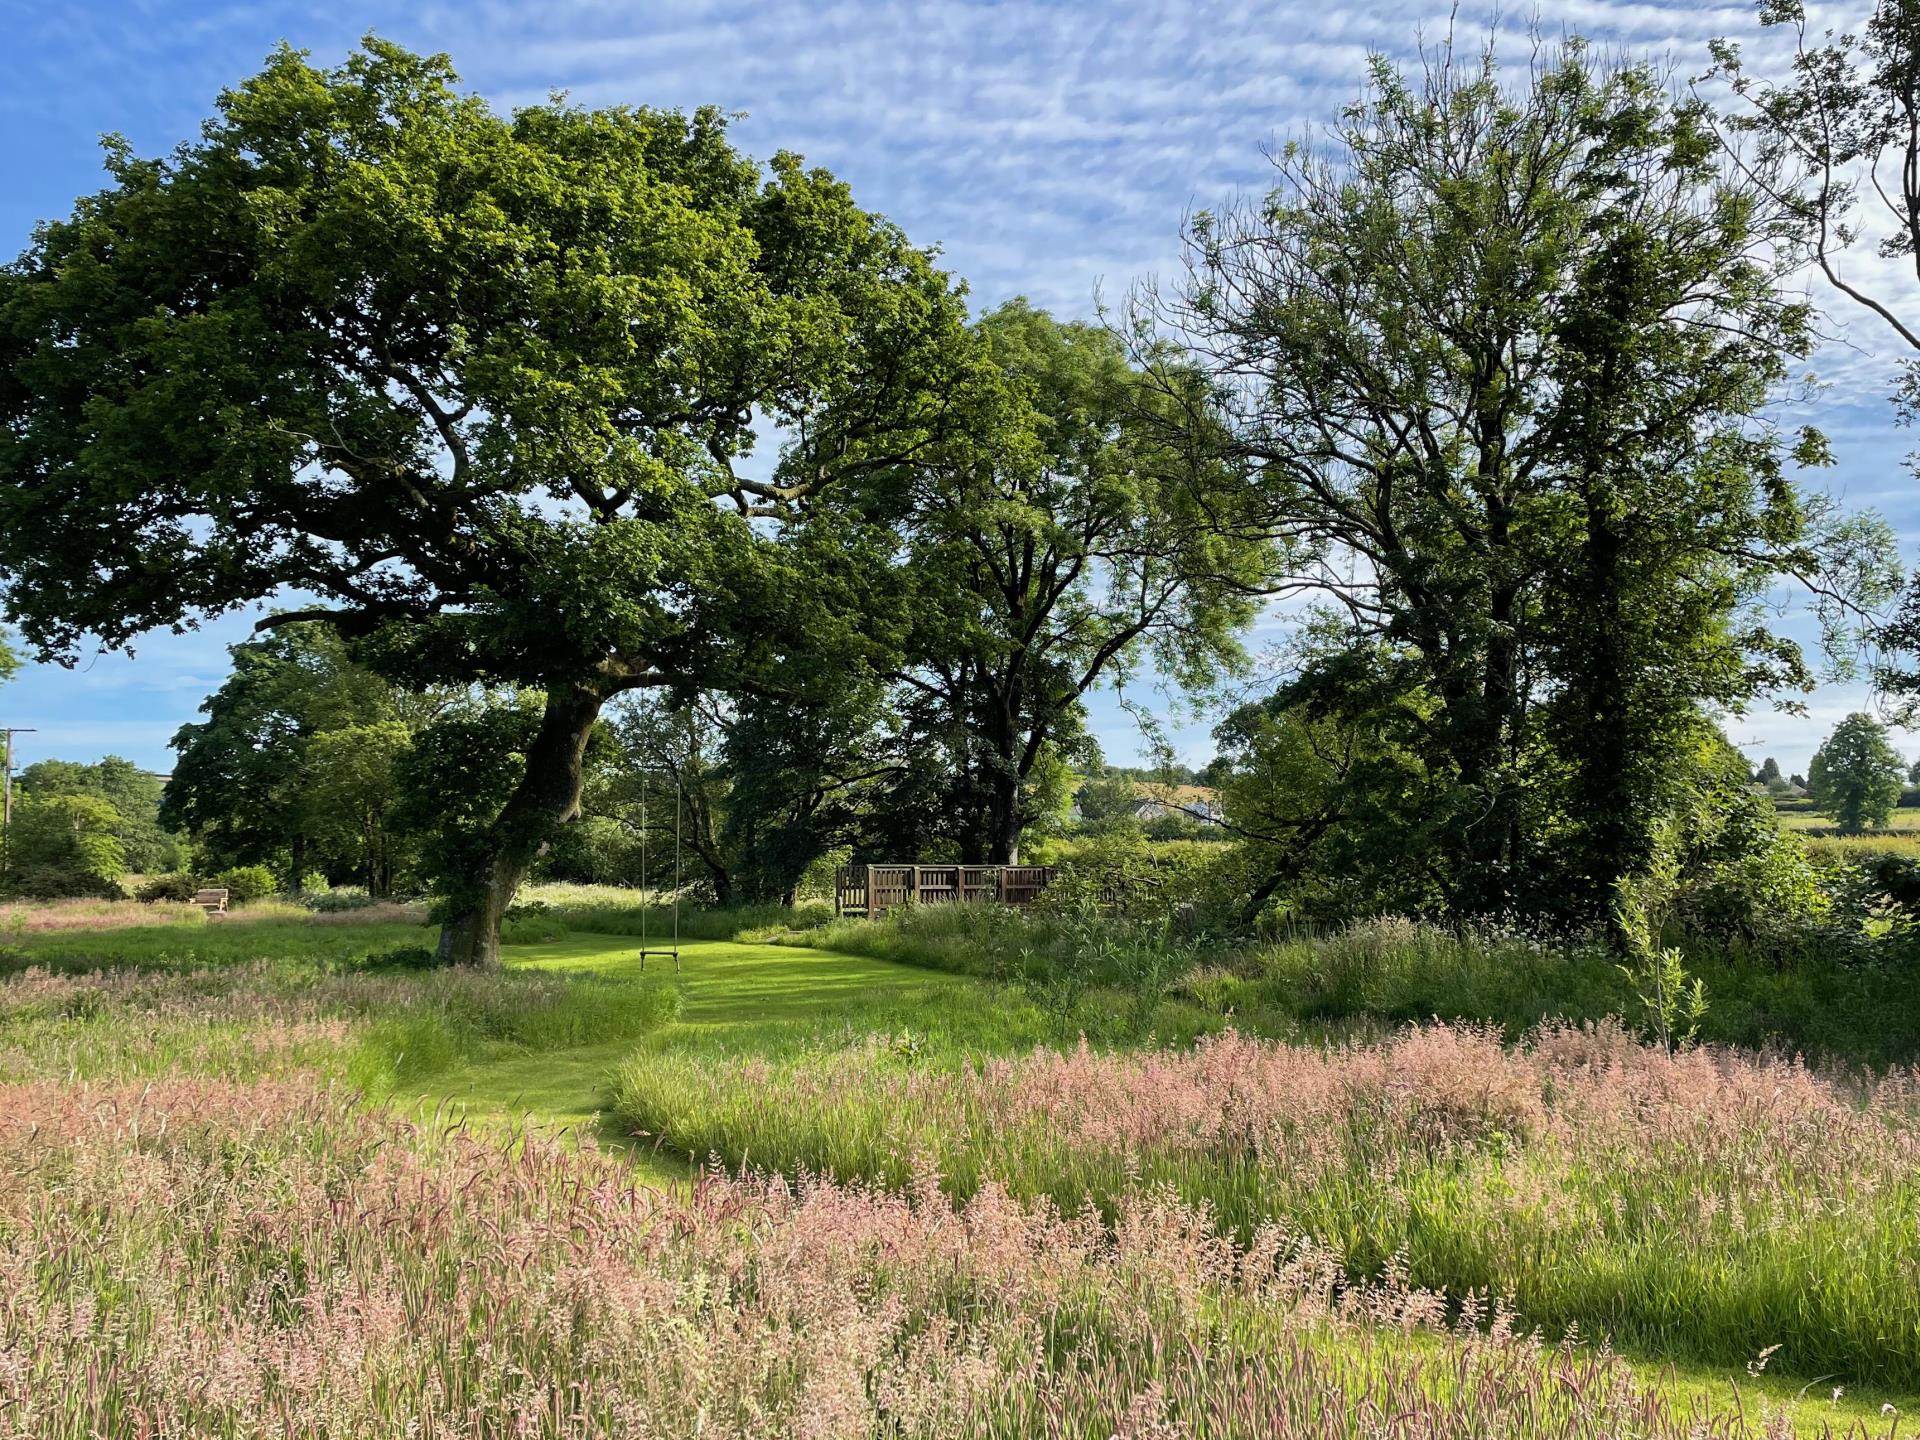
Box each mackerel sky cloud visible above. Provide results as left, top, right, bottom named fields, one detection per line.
left=3, top=0, right=1914, bottom=776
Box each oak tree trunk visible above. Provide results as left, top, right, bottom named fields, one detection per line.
left=435, top=683, right=605, bottom=968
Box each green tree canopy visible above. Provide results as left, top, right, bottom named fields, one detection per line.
left=1756, top=756, right=1784, bottom=786
left=0, top=38, right=975, bottom=962
left=594, top=694, right=736, bottom=903
left=165, top=622, right=422, bottom=888
left=17, top=756, right=179, bottom=873
left=4, top=793, right=125, bottom=897
left=1209, top=683, right=1433, bottom=925
left=1136, top=34, right=1896, bottom=936
left=301, top=721, right=414, bottom=895
left=1074, top=768, right=1147, bottom=833
left=587, top=685, right=907, bottom=906
left=863, top=299, right=1268, bottom=862
left=1812, top=711, right=1907, bottom=833
left=719, top=689, right=902, bottom=903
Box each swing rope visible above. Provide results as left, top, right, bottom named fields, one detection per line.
left=673, top=779, right=682, bottom=955
left=638, top=775, right=683, bottom=972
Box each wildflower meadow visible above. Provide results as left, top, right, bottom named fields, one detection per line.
left=0, top=896, right=1911, bottom=1436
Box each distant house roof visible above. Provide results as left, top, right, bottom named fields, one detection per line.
left=1134, top=782, right=1218, bottom=806
left=1132, top=782, right=1223, bottom=822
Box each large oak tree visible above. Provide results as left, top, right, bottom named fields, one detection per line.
left=0, top=39, right=975, bottom=963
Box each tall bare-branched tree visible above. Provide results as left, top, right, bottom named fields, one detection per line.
left=1706, top=0, right=1920, bottom=702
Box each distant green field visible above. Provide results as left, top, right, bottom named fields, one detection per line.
left=1776, top=806, right=1920, bottom=834
left=1768, top=800, right=1920, bottom=863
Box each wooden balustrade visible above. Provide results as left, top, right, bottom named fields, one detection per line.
left=833, top=863, right=1057, bottom=918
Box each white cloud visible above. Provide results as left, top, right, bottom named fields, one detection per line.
left=2, top=0, right=1916, bottom=766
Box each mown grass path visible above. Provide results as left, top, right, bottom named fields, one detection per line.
left=415, top=934, right=980, bottom=1177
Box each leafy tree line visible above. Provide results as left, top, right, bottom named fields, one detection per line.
left=0, top=756, right=183, bottom=896
left=0, top=42, right=977, bottom=962
left=3, top=17, right=1916, bottom=955
left=162, top=622, right=446, bottom=895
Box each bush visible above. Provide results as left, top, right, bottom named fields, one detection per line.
left=1673, top=828, right=1831, bottom=948
left=135, top=872, right=197, bottom=904
left=302, top=887, right=377, bottom=913
left=1033, top=832, right=1229, bottom=926
left=501, top=900, right=568, bottom=944
left=4, top=794, right=128, bottom=898
left=208, top=865, right=278, bottom=905
left=354, top=944, right=443, bottom=971
left=7, top=864, right=125, bottom=901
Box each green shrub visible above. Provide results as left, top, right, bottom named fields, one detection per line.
left=1676, top=841, right=1831, bottom=943
left=1031, top=832, right=1230, bottom=925
left=303, top=888, right=377, bottom=913
left=354, top=944, right=442, bottom=971
left=501, top=900, right=569, bottom=944
left=209, top=865, right=278, bottom=905
left=8, top=863, right=125, bottom=900
left=4, top=794, right=127, bottom=897
left=135, top=872, right=197, bottom=904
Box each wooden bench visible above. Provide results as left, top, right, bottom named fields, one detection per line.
left=192, top=887, right=229, bottom=917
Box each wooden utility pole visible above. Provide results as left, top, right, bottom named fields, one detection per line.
left=1, top=728, right=34, bottom=874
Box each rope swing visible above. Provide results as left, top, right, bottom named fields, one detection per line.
left=637, top=776, right=682, bottom=972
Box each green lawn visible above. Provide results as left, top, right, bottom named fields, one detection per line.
left=414, top=934, right=1032, bottom=1179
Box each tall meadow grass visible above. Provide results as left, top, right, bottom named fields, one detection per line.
left=0, top=1076, right=1861, bottom=1438
left=614, top=1019, right=1920, bottom=1388
left=0, top=961, right=679, bottom=1089
left=799, top=907, right=1920, bottom=1066
left=0, top=908, right=433, bottom=974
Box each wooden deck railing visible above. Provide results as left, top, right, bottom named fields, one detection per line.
left=834, top=863, right=1056, bottom=918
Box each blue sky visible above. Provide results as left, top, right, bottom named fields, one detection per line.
left=2, top=0, right=1915, bottom=780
